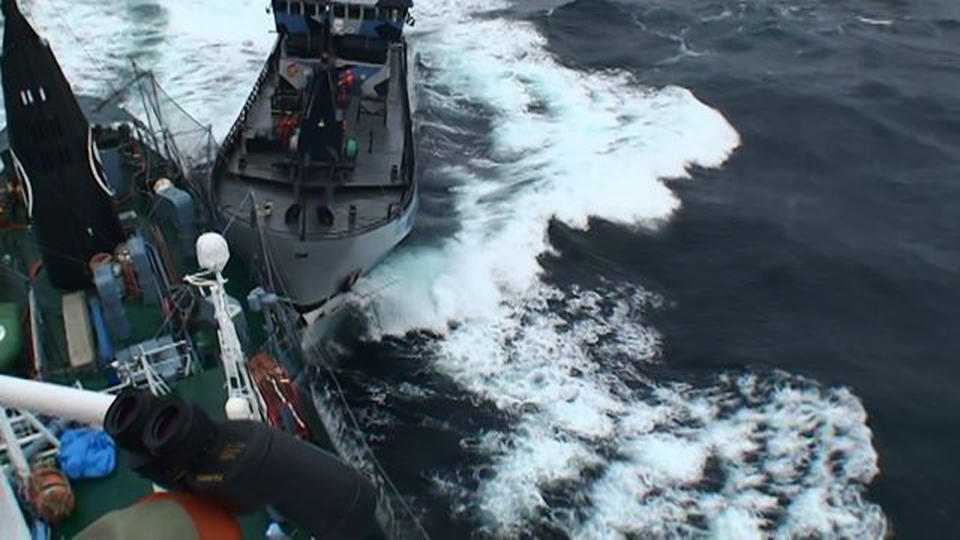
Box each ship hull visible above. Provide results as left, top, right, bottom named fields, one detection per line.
left=210, top=30, right=418, bottom=315
left=223, top=184, right=418, bottom=312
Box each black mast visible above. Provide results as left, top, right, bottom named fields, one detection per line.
left=1, top=0, right=124, bottom=290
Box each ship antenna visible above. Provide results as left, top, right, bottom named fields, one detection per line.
left=185, top=232, right=267, bottom=421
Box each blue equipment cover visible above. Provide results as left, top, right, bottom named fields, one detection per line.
left=58, top=429, right=117, bottom=479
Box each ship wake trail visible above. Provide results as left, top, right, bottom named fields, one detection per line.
left=357, top=0, right=886, bottom=537
left=21, top=0, right=274, bottom=137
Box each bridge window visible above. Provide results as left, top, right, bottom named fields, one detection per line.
left=363, top=7, right=375, bottom=20
left=274, top=0, right=287, bottom=13
left=348, top=5, right=360, bottom=19
left=333, top=4, right=345, bottom=18
left=306, top=3, right=317, bottom=16
left=291, top=2, right=302, bottom=15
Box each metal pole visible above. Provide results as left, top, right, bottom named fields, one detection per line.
left=0, top=375, right=115, bottom=426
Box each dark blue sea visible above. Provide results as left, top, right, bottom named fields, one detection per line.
left=7, top=0, right=960, bottom=538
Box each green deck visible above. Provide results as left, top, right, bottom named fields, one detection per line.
left=56, top=366, right=274, bottom=539
left=0, top=119, right=324, bottom=537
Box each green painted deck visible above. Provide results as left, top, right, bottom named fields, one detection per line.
left=2, top=130, right=320, bottom=538
left=56, top=366, right=275, bottom=539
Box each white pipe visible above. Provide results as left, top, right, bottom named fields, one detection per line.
left=0, top=375, right=115, bottom=426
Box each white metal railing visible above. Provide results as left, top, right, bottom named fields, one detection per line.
left=0, top=407, right=60, bottom=485
left=111, top=339, right=191, bottom=397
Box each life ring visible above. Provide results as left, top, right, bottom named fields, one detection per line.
left=286, top=63, right=300, bottom=77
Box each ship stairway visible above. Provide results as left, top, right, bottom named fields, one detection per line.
left=0, top=406, right=61, bottom=481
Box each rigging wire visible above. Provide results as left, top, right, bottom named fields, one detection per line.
left=221, top=191, right=254, bottom=236
left=309, top=339, right=431, bottom=540
left=254, top=223, right=430, bottom=538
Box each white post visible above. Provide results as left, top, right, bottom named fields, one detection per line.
left=0, top=375, right=114, bottom=425
left=187, top=233, right=266, bottom=422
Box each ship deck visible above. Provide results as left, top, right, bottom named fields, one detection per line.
left=0, top=244, right=325, bottom=538
left=0, top=159, right=328, bottom=539
left=214, top=41, right=413, bottom=238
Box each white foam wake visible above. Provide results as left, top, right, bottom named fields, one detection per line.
left=363, top=0, right=738, bottom=334
left=421, top=285, right=884, bottom=538
left=16, top=1, right=885, bottom=536
left=354, top=1, right=884, bottom=537
left=21, top=0, right=274, bottom=136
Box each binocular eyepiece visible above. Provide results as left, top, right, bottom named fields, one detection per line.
left=106, top=390, right=214, bottom=461
left=104, top=389, right=378, bottom=540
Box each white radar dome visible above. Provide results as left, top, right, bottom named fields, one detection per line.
left=225, top=397, right=253, bottom=420
left=196, top=232, right=230, bottom=272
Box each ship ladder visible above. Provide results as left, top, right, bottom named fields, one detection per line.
left=0, top=406, right=61, bottom=484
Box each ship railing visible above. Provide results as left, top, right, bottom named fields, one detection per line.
left=215, top=38, right=284, bottom=176
left=111, top=340, right=191, bottom=397
left=0, top=407, right=61, bottom=484
left=250, top=224, right=428, bottom=539
left=306, top=345, right=429, bottom=540
left=93, top=65, right=217, bottom=206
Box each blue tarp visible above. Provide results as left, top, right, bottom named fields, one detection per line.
left=58, top=429, right=116, bottom=480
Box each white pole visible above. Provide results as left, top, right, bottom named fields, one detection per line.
left=0, top=375, right=115, bottom=426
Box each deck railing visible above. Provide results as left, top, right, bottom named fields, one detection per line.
left=214, top=37, right=284, bottom=176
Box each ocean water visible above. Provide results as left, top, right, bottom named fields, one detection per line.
left=6, top=0, right=960, bottom=538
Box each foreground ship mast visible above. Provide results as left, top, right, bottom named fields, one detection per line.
left=185, top=233, right=267, bottom=421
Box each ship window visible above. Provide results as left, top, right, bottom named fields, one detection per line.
left=38, top=87, right=47, bottom=102
left=26, top=89, right=34, bottom=105
left=317, top=206, right=334, bottom=227
left=285, top=203, right=301, bottom=226
left=363, top=7, right=375, bottom=20
left=291, top=2, right=302, bottom=15
left=348, top=5, right=360, bottom=19
left=333, top=4, right=345, bottom=18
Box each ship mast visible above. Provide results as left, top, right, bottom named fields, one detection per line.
left=185, top=233, right=266, bottom=421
